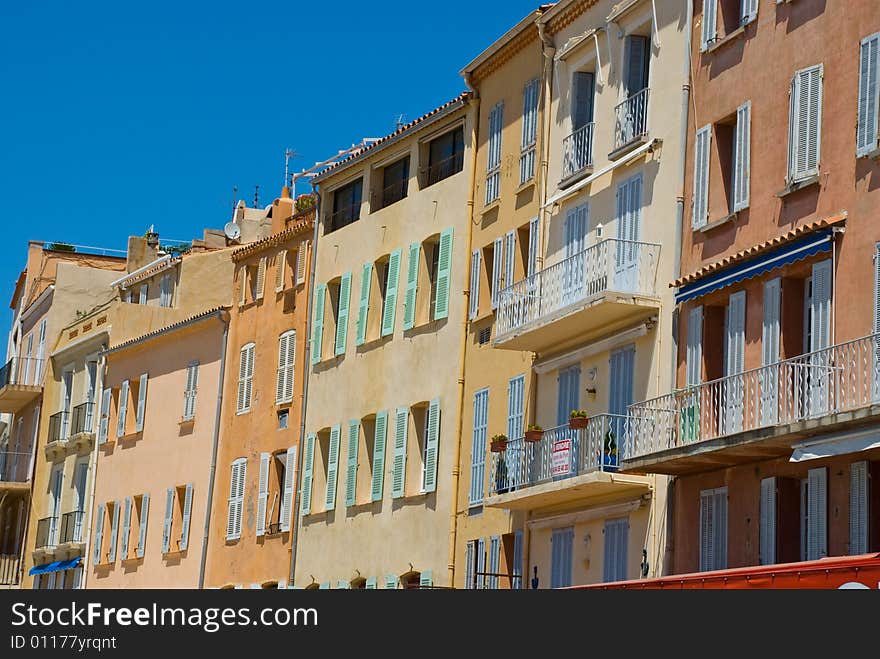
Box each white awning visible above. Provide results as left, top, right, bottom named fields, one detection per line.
left=789, top=427, right=880, bottom=462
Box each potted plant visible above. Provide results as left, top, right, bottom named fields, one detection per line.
left=569, top=410, right=589, bottom=430
left=490, top=433, right=509, bottom=453
left=524, top=424, right=544, bottom=443
left=603, top=428, right=619, bottom=470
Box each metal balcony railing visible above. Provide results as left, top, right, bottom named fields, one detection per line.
left=626, top=333, right=880, bottom=461
left=327, top=203, right=360, bottom=230
left=48, top=411, right=68, bottom=443
left=0, top=451, right=33, bottom=484
left=70, top=402, right=95, bottom=435
left=421, top=152, right=464, bottom=187
left=495, top=238, right=661, bottom=339
left=0, top=357, right=45, bottom=388
left=489, top=416, right=625, bottom=496
left=60, top=510, right=86, bottom=544
left=380, top=179, right=408, bottom=208
left=562, top=122, right=595, bottom=179
left=35, top=516, right=59, bottom=549
left=614, top=88, right=650, bottom=151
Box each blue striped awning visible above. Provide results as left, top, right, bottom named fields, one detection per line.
left=28, top=556, right=81, bottom=576
left=675, top=229, right=834, bottom=304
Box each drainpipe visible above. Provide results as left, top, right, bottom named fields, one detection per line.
left=446, top=82, right=479, bottom=588
left=288, top=186, right=322, bottom=588
left=197, top=311, right=230, bottom=589
left=80, top=347, right=106, bottom=589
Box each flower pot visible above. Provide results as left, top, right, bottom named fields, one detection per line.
left=490, top=439, right=508, bottom=453
left=524, top=430, right=543, bottom=443
left=569, top=416, right=589, bottom=430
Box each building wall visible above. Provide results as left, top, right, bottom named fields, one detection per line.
left=295, top=103, right=473, bottom=588
left=204, top=218, right=313, bottom=589
left=89, top=316, right=226, bottom=588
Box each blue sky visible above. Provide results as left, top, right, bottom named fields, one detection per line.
left=0, top=0, right=541, bottom=342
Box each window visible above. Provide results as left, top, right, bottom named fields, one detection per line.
left=328, top=179, right=362, bottom=233
left=788, top=64, right=823, bottom=183
left=226, top=458, right=246, bottom=540
left=489, top=237, right=503, bottom=309
left=183, top=361, right=198, bottom=421
left=802, top=466, right=828, bottom=560
left=160, top=484, right=193, bottom=554
left=378, top=157, right=409, bottom=208
left=91, top=501, right=121, bottom=565
left=699, top=487, right=728, bottom=571
left=278, top=410, right=289, bottom=429
left=850, top=461, right=870, bottom=555
left=236, top=343, right=255, bottom=414
left=521, top=78, right=540, bottom=184
left=276, top=331, right=295, bottom=404
left=697, top=102, right=752, bottom=225
left=257, top=447, right=297, bottom=535
left=565, top=71, right=595, bottom=177
left=623, top=35, right=650, bottom=98
left=550, top=527, right=574, bottom=588
left=159, top=273, right=173, bottom=308
left=858, top=33, right=880, bottom=157
left=700, top=0, right=757, bottom=51
left=692, top=125, right=711, bottom=228
left=424, top=126, right=464, bottom=186
left=138, top=284, right=148, bottom=305
left=469, top=388, right=489, bottom=506
left=486, top=102, right=503, bottom=204
left=603, top=517, right=629, bottom=582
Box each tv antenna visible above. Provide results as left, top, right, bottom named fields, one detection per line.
left=253, top=184, right=260, bottom=208
left=284, top=148, right=301, bottom=188
left=231, top=185, right=238, bottom=213
left=394, top=114, right=406, bottom=130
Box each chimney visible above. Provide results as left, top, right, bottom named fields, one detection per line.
left=145, top=225, right=160, bottom=248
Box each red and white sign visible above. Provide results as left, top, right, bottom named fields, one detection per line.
left=551, top=439, right=571, bottom=476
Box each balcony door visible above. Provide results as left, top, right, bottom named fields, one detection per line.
left=85, top=361, right=98, bottom=432
left=614, top=174, right=643, bottom=293
left=557, top=365, right=581, bottom=476
left=73, top=462, right=88, bottom=542
left=562, top=204, right=588, bottom=306
left=808, top=260, right=832, bottom=416
left=608, top=346, right=635, bottom=466
left=48, top=466, right=63, bottom=546
left=724, top=291, right=746, bottom=434
left=61, top=367, right=74, bottom=439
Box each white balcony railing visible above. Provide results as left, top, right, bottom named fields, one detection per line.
left=626, top=333, right=880, bottom=461
left=489, top=415, right=626, bottom=496
left=614, top=88, right=650, bottom=151
left=495, top=238, right=660, bottom=340
left=562, top=122, right=595, bottom=179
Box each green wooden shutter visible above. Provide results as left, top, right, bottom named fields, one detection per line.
left=365, top=576, right=377, bottom=589
left=120, top=497, right=132, bottom=560
left=335, top=272, right=352, bottom=356
left=355, top=262, right=372, bottom=346
left=345, top=419, right=359, bottom=507
left=337, top=579, right=351, bottom=589
left=424, top=398, right=440, bottom=493
left=301, top=433, right=315, bottom=515
left=325, top=425, right=341, bottom=510
left=371, top=411, right=388, bottom=502
left=403, top=243, right=419, bottom=330
left=311, top=284, right=326, bottom=364
left=384, top=574, right=398, bottom=589
left=434, top=228, right=453, bottom=320
left=392, top=407, right=408, bottom=499
left=381, top=249, right=402, bottom=336
left=419, top=570, right=433, bottom=587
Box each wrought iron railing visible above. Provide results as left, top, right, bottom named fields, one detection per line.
left=48, top=411, right=68, bottom=443
left=495, top=238, right=661, bottom=340
left=614, top=88, right=650, bottom=150
left=422, top=152, right=464, bottom=187
left=562, top=122, right=595, bottom=179
left=71, top=402, right=95, bottom=435
left=380, top=179, right=408, bottom=208
left=489, top=416, right=625, bottom=496
left=0, top=357, right=45, bottom=388
left=626, top=333, right=880, bottom=460
left=327, top=203, right=360, bottom=231
left=0, top=451, right=33, bottom=483
left=60, top=510, right=86, bottom=544
left=35, top=516, right=59, bottom=549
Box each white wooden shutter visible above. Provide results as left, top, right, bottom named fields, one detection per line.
left=875, top=244, right=880, bottom=335
left=424, top=398, right=440, bottom=493
left=108, top=500, right=120, bottom=563
left=226, top=459, right=246, bottom=540
left=135, top=372, right=148, bottom=432
left=740, top=0, right=758, bottom=23
left=727, top=292, right=746, bottom=376
left=789, top=65, right=823, bottom=182
left=325, top=425, right=341, bottom=509
left=138, top=284, right=147, bottom=305
left=381, top=250, right=401, bottom=337
left=116, top=380, right=129, bottom=438
left=733, top=101, right=751, bottom=211
left=275, top=250, right=287, bottom=292
left=136, top=493, right=149, bottom=558
left=507, top=375, right=525, bottom=441
left=345, top=420, right=359, bottom=507
left=239, top=268, right=247, bottom=306
left=850, top=461, right=869, bottom=555
left=98, top=387, right=112, bottom=444
left=179, top=483, right=193, bottom=551
left=476, top=537, right=487, bottom=589
left=858, top=34, right=880, bottom=157
left=365, top=577, right=377, bottom=589
left=491, top=237, right=503, bottom=309
left=92, top=504, right=105, bottom=565
left=700, top=0, right=717, bottom=51
left=255, top=257, right=267, bottom=300
left=256, top=452, right=271, bottom=537
left=686, top=306, right=703, bottom=386
left=464, top=541, right=475, bottom=589
left=183, top=361, right=198, bottom=420
left=295, top=241, right=309, bottom=286
left=280, top=446, right=297, bottom=532
left=488, top=535, right=501, bottom=589
left=504, top=230, right=516, bottom=291
left=391, top=407, right=408, bottom=499
left=807, top=467, right=828, bottom=559
left=276, top=332, right=295, bottom=404
left=301, top=434, right=315, bottom=515
left=527, top=217, right=540, bottom=278
left=161, top=487, right=174, bottom=554
left=810, top=260, right=832, bottom=352
left=370, top=412, right=388, bottom=502
left=469, top=250, right=481, bottom=319
left=237, top=344, right=255, bottom=413
left=120, top=497, right=132, bottom=560
left=759, top=477, right=777, bottom=565
left=762, top=279, right=781, bottom=365
left=693, top=125, right=711, bottom=229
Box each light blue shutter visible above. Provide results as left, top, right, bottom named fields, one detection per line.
left=403, top=243, right=419, bottom=330
left=136, top=493, right=149, bottom=558
left=334, top=272, right=352, bottom=356
left=371, top=412, right=388, bottom=502
left=465, top=541, right=475, bottom=589
left=325, top=425, right=341, bottom=509
left=280, top=446, right=297, bottom=532
left=469, top=250, right=481, bottom=320
left=337, top=580, right=350, bottom=589
left=693, top=125, right=711, bottom=228
left=120, top=497, right=132, bottom=560
left=135, top=373, right=148, bottom=432
left=180, top=483, right=193, bottom=551
left=504, top=230, right=516, bottom=290
left=301, top=434, right=315, bottom=514
left=319, top=581, right=330, bottom=590
left=419, top=570, right=433, bottom=588
left=760, top=477, right=777, bottom=565
left=108, top=501, right=120, bottom=563
left=116, top=380, right=129, bottom=438
left=491, top=236, right=504, bottom=309
left=161, top=488, right=174, bottom=554
left=513, top=530, right=523, bottom=589
left=507, top=375, right=525, bottom=439
left=92, top=504, right=104, bottom=565
left=603, top=518, right=628, bottom=582
left=700, top=0, right=717, bottom=50
left=488, top=535, right=501, bottom=589
left=434, top=228, right=453, bottom=320
left=850, top=461, right=869, bottom=555
left=384, top=575, right=398, bottom=590
left=733, top=101, right=751, bottom=211
left=550, top=527, right=573, bottom=588
left=476, top=538, right=487, bottom=589
left=365, top=577, right=377, bottom=589
left=391, top=407, right=408, bottom=499
left=311, top=284, right=326, bottom=364
left=858, top=34, right=880, bottom=157
left=345, top=419, right=359, bottom=507
left=423, top=398, right=440, bottom=493
left=469, top=389, right=489, bottom=505
left=98, top=388, right=112, bottom=444
left=381, top=249, right=401, bottom=336
left=355, top=263, right=372, bottom=346
left=556, top=365, right=580, bottom=426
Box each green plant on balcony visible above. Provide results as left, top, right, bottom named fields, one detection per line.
left=569, top=410, right=589, bottom=430
left=524, top=424, right=543, bottom=443
left=490, top=433, right=508, bottom=453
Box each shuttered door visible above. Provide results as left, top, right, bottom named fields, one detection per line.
left=603, top=518, right=629, bottom=582
left=609, top=346, right=635, bottom=443
left=556, top=366, right=581, bottom=426
left=550, top=527, right=573, bottom=588
left=725, top=291, right=746, bottom=433
left=470, top=389, right=489, bottom=506
left=615, top=174, right=642, bottom=291
left=760, top=477, right=777, bottom=565
left=850, top=461, right=869, bottom=555
left=807, top=467, right=828, bottom=559
left=761, top=278, right=781, bottom=424
left=810, top=260, right=832, bottom=415
left=507, top=376, right=525, bottom=489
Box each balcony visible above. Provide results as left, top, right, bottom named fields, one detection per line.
left=0, top=357, right=44, bottom=414
left=562, top=122, right=595, bottom=183
left=612, top=88, right=650, bottom=157
left=379, top=179, right=408, bottom=209
left=45, top=411, right=69, bottom=459
left=485, top=417, right=652, bottom=510
left=35, top=516, right=59, bottom=551
left=59, top=510, right=86, bottom=546
left=625, top=333, right=880, bottom=475
left=69, top=402, right=95, bottom=452
left=0, top=554, right=21, bottom=586
left=494, top=239, right=661, bottom=352
left=0, top=451, right=33, bottom=492
left=420, top=152, right=464, bottom=188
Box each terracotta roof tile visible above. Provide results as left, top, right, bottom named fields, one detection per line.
left=105, top=306, right=229, bottom=354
